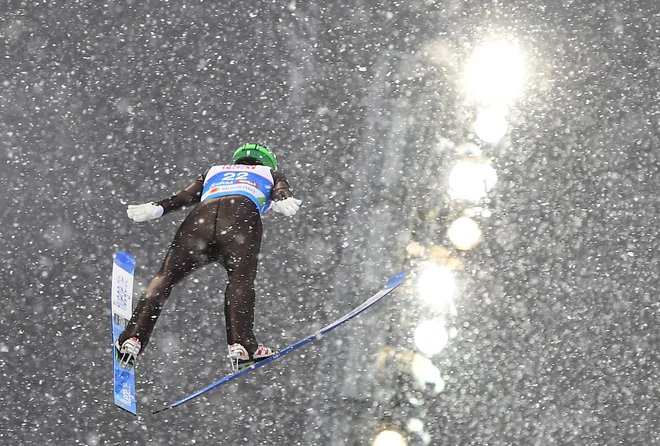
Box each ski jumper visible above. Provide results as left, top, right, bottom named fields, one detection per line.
left=118, top=164, right=294, bottom=356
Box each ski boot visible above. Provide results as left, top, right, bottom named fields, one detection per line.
left=227, top=343, right=275, bottom=372
left=115, top=337, right=141, bottom=369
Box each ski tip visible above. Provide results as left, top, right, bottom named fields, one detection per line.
left=386, top=272, right=406, bottom=288
left=114, top=251, right=136, bottom=269
left=114, top=402, right=138, bottom=416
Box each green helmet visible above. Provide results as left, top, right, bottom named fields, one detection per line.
left=231, top=143, right=278, bottom=170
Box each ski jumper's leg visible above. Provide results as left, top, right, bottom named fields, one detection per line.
left=213, top=196, right=263, bottom=356
left=119, top=204, right=216, bottom=350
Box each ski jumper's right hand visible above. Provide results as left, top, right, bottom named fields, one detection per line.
left=127, top=202, right=164, bottom=222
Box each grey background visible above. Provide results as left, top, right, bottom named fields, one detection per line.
left=1, top=1, right=658, bottom=445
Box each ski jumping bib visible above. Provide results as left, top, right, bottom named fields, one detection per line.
left=201, top=165, right=274, bottom=214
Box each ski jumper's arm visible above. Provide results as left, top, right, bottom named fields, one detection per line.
left=271, top=170, right=294, bottom=201
left=269, top=169, right=301, bottom=216
left=155, top=174, right=205, bottom=216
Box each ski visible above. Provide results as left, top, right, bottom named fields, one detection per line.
left=153, top=272, right=406, bottom=414
left=111, top=251, right=138, bottom=415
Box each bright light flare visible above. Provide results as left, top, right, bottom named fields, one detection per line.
left=448, top=158, right=498, bottom=202
left=414, top=319, right=449, bottom=357
left=416, top=262, right=456, bottom=309
left=462, top=37, right=527, bottom=105
left=372, top=429, right=408, bottom=446
left=447, top=216, right=482, bottom=251
left=473, top=106, right=509, bottom=144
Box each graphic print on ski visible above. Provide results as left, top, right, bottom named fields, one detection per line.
left=153, top=272, right=405, bottom=414
left=111, top=251, right=138, bottom=415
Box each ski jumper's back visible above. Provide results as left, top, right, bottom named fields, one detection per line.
left=201, top=165, right=274, bottom=214
left=155, top=164, right=292, bottom=217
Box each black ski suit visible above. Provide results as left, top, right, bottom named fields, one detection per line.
left=118, top=164, right=294, bottom=356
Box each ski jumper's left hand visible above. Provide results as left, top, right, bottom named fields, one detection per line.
left=270, top=170, right=301, bottom=216
left=127, top=203, right=164, bottom=222
left=271, top=197, right=302, bottom=216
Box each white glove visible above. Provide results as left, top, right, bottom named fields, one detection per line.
left=127, top=202, right=164, bottom=222
left=271, top=197, right=301, bottom=216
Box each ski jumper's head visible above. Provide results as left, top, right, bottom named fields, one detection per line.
left=232, top=143, right=278, bottom=170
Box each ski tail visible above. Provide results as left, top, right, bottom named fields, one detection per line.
left=111, top=251, right=138, bottom=415
left=153, top=272, right=405, bottom=414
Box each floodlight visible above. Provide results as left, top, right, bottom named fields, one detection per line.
left=448, top=158, right=498, bottom=202
left=416, top=262, right=456, bottom=309
left=473, top=106, right=508, bottom=144
left=372, top=429, right=408, bottom=446
left=414, top=319, right=449, bottom=357
left=462, top=37, right=526, bottom=105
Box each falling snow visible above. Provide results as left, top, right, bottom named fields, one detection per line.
left=1, top=1, right=659, bottom=445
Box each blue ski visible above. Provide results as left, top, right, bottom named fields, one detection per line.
left=111, top=251, right=138, bottom=415
left=153, top=272, right=406, bottom=414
